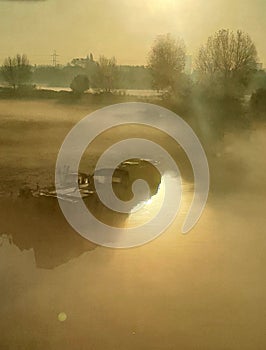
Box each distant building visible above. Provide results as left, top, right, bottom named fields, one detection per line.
left=71, top=53, right=94, bottom=68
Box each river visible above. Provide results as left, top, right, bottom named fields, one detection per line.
left=0, top=101, right=265, bottom=349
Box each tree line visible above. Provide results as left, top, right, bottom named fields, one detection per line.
left=148, top=30, right=259, bottom=97
left=1, top=28, right=266, bottom=108
left=0, top=55, right=152, bottom=92
left=147, top=29, right=266, bottom=121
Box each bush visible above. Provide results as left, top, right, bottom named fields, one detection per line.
left=70, top=74, right=90, bottom=95
left=250, top=88, right=266, bottom=118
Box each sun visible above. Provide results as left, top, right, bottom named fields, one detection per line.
left=152, top=0, right=175, bottom=10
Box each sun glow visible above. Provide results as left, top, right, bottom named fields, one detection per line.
left=126, top=180, right=165, bottom=228
left=148, top=0, right=176, bottom=12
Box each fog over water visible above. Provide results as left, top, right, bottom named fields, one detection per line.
left=0, top=99, right=265, bottom=349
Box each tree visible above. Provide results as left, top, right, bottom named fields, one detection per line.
left=70, top=74, right=90, bottom=94
left=196, top=29, right=258, bottom=95
left=249, top=69, right=266, bottom=91
left=147, top=34, right=186, bottom=92
left=1, top=54, right=32, bottom=89
left=94, top=56, right=118, bottom=92
left=250, top=88, right=266, bottom=118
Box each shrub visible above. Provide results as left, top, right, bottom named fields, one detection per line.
left=70, top=74, right=89, bottom=95
left=250, top=88, right=266, bottom=118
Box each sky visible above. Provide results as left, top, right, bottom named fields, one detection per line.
left=0, top=0, right=265, bottom=66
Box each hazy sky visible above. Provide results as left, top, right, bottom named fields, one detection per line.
left=0, top=0, right=265, bottom=66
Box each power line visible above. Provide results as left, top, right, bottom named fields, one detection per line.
left=51, top=50, right=59, bottom=66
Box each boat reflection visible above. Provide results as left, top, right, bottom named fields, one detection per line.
left=0, top=161, right=165, bottom=268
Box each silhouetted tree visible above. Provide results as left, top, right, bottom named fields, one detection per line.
left=148, top=34, right=186, bottom=92
left=70, top=74, right=90, bottom=94
left=94, top=56, right=119, bottom=92
left=249, top=69, right=266, bottom=91
left=1, top=54, right=32, bottom=89
left=196, top=29, right=258, bottom=96
left=250, top=88, right=266, bottom=118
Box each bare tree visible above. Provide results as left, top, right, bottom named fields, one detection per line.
left=94, top=56, right=118, bottom=92
left=1, top=54, right=32, bottom=89
left=196, top=29, right=258, bottom=92
left=147, top=34, right=186, bottom=92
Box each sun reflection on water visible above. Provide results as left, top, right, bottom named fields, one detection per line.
left=125, top=176, right=194, bottom=229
